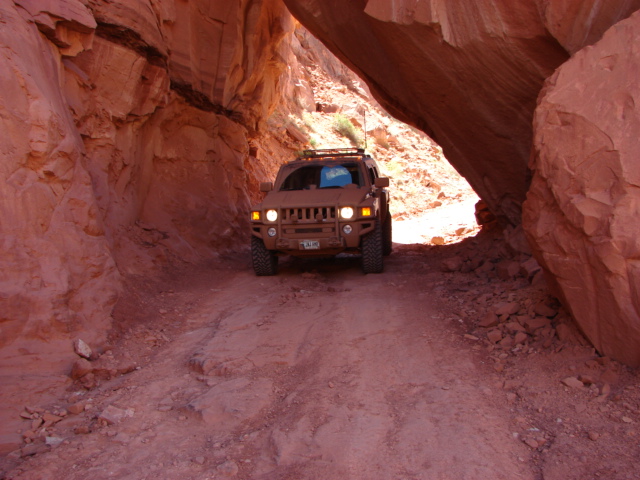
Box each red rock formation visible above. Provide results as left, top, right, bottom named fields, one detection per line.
left=524, top=11, right=640, bottom=366
left=282, top=0, right=640, bottom=224
left=0, top=1, right=118, bottom=362
left=282, top=0, right=640, bottom=364
left=0, top=0, right=293, bottom=377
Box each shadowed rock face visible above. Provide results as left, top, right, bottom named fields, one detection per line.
left=0, top=0, right=292, bottom=370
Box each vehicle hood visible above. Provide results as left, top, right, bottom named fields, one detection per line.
left=259, top=188, right=368, bottom=209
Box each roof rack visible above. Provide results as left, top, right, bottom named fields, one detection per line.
left=300, top=148, right=366, bottom=158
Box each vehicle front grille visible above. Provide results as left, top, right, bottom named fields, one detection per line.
left=283, top=207, right=336, bottom=222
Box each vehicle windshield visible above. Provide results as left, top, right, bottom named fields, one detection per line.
left=279, top=163, right=362, bottom=191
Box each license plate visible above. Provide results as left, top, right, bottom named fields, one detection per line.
left=300, top=240, right=320, bottom=250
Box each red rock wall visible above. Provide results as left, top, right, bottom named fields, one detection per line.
left=523, top=11, right=640, bottom=366
left=0, top=0, right=293, bottom=371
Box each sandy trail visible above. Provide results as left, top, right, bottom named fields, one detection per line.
left=4, top=248, right=535, bottom=480
left=5, top=229, right=640, bottom=480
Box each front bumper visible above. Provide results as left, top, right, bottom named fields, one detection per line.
left=251, top=220, right=376, bottom=254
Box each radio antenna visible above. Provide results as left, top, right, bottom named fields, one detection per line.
left=363, top=106, right=367, bottom=150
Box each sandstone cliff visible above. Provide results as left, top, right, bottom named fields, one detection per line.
left=0, top=0, right=293, bottom=374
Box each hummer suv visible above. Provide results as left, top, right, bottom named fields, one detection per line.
left=250, top=148, right=391, bottom=275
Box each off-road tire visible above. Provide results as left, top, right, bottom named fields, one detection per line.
left=251, top=236, right=278, bottom=276
left=382, top=210, right=392, bottom=256
left=361, top=220, right=384, bottom=274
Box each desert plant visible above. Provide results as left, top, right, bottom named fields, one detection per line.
left=332, top=113, right=363, bottom=147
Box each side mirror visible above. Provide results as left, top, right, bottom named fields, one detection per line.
left=260, top=182, right=273, bottom=192
left=374, top=177, right=390, bottom=188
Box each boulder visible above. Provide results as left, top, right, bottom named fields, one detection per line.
left=524, top=12, right=640, bottom=365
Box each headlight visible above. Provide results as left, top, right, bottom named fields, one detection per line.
left=266, top=209, right=278, bottom=222
left=340, top=207, right=354, bottom=219
left=343, top=225, right=353, bottom=235
left=267, top=227, right=277, bottom=237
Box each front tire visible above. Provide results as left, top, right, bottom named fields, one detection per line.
left=361, top=220, right=384, bottom=274
left=251, top=236, right=278, bottom=276
left=382, top=210, right=392, bottom=256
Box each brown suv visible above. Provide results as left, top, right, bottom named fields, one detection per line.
left=250, top=148, right=391, bottom=275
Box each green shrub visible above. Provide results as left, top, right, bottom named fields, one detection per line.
left=332, top=114, right=363, bottom=147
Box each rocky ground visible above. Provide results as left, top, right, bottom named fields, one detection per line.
left=2, top=225, right=640, bottom=480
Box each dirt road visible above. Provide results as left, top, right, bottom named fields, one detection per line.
left=4, top=238, right=640, bottom=480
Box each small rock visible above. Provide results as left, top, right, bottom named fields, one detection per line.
left=578, top=374, right=596, bottom=385
left=520, top=257, right=541, bottom=278
left=45, top=436, right=64, bottom=447
left=217, top=460, right=239, bottom=477
left=431, top=236, right=445, bottom=245
left=98, top=405, right=131, bottom=425
left=68, top=402, right=85, bottom=415
left=73, top=339, right=93, bottom=359
left=25, top=406, right=44, bottom=415
left=71, top=359, right=93, bottom=380
left=487, top=329, right=503, bottom=344
left=561, top=377, right=584, bottom=389
left=21, top=443, right=51, bottom=457
left=525, top=316, right=551, bottom=333
left=441, top=256, right=463, bottom=272
left=534, top=302, right=558, bottom=318
left=505, top=322, right=526, bottom=334
left=194, top=456, right=206, bottom=465
left=588, top=431, right=600, bottom=441
left=523, top=437, right=539, bottom=449
left=42, top=413, right=63, bottom=426
left=513, top=332, right=528, bottom=345
left=494, top=302, right=519, bottom=316
left=622, top=416, right=633, bottom=423
left=555, top=324, right=573, bottom=341
left=478, top=312, right=499, bottom=328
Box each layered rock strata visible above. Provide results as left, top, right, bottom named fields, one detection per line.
left=0, top=0, right=293, bottom=373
